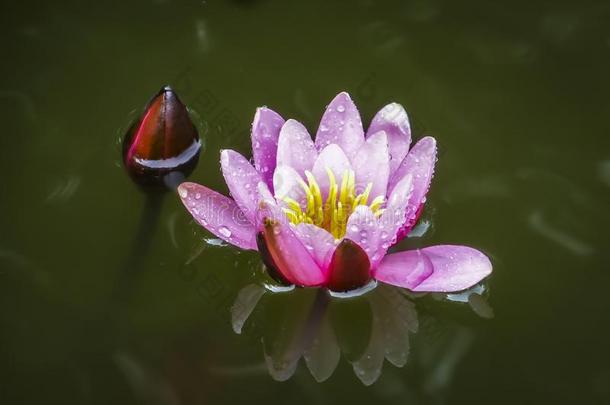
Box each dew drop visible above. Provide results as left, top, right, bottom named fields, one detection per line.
left=218, top=226, right=232, bottom=238
left=195, top=192, right=201, bottom=200
left=178, top=187, right=188, bottom=198
left=337, top=105, right=345, bottom=113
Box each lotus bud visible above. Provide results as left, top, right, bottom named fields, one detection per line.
left=123, top=86, right=201, bottom=190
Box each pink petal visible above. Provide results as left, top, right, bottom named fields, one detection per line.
left=326, top=239, right=372, bottom=292
left=276, top=119, right=318, bottom=176
left=255, top=202, right=326, bottom=286
left=315, top=92, right=364, bottom=160
left=388, top=136, right=436, bottom=220
left=378, top=174, right=413, bottom=249
left=251, top=107, right=285, bottom=191
left=177, top=182, right=257, bottom=250
left=411, top=245, right=492, bottom=292
left=345, top=206, right=381, bottom=267
left=352, top=131, right=390, bottom=198
left=293, top=223, right=336, bottom=271
left=387, top=137, right=437, bottom=240
left=221, top=149, right=272, bottom=223
left=367, top=103, right=411, bottom=175
left=374, top=249, right=433, bottom=289
left=273, top=165, right=308, bottom=208
left=259, top=226, right=326, bottom=287
left=311, top=144, right=352, bottom=199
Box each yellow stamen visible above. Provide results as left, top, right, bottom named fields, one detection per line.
left=281, top=167, right=386, bottom=239
left=369, top=195, right=385, bottom=212
left=282, top=208, right=299, bottom=223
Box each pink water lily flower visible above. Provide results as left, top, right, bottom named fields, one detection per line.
left=178, top=92, right=491, bottom=292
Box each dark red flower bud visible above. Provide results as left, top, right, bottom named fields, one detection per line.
left=326, top=239, right=371, bottom=292
left=123, top=86, right=201, bottom=190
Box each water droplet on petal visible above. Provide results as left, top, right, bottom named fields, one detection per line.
left=337, top=105, right=345, bottom=113
left=218, top=226, right=232, bottom=238
left=178, top=187, right=188, bottom=198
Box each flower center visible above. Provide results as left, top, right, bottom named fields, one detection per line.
left=281, top=168, right=385, bottom=239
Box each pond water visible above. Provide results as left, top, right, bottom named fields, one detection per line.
left=1, top=0, right=610, bottom=404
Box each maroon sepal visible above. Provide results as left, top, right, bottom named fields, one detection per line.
left=122, top=86, right=201, bottom=190
left=326, top=239, right=371, bottom=292
left=256, top=229, right=292, bottom=286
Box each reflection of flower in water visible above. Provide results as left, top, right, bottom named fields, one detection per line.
left=231, top=283, right=491, bottom=385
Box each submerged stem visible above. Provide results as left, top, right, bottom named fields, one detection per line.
left=114, top=192, right=165, bottom=301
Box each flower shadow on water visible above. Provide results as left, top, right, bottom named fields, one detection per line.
left=231, top=282, right=492, bottom=386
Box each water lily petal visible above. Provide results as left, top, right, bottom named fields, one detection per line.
left=315, top=92, right=364, bottom=160
left=273, top=165, right=308, bottom=208
left=326, top=239, right=372, bottom=292
left=251, top=107, right=285, bottom=191
left=367, top=103, right=411, bottom=175
left=345, top=206, right=381, bottom=267
left=374, top=249, right=433, bottom=289
left=353, top=131, right=390, bottom=198
left=177, top=182, right=257, bottom=250
left=293, top=223, right=336, bottom=271
left=221, top=149, right=272, bottom=223
left=311, top=144, right=352, bottom=199
left=388, top=136, right=436, bottom=228
left=411, top=245, right=492, bottom=292
left=256, top=205, right=326, bottom=286
left=378, top=174, right=413, bottom=249
left=276, top=119, right=318, bottom=175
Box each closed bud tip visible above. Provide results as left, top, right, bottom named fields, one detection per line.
left=122, top=86, right=201, bottom=191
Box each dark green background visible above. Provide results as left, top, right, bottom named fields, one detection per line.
left=1, top=0, right=609, bottom=403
